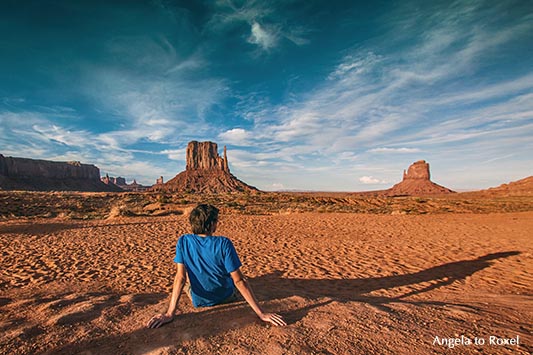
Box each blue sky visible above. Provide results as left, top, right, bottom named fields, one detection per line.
left=1, top=0, right=532, bottom=191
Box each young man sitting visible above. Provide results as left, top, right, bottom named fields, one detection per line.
left=147, top=204, right=286, bottom=328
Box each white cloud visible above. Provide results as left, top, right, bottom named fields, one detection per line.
left=359, top=176, right=386, bottom=185
left=218, top=128, right=252, bottom=145
left=3, top=1, right=532, bottom=191
left=272, top=112, right=324, bottom=142
left=210, top=0, right=273, bottom=26
left=160, top=149, right=186, bottom=161
left=82, top=64, right=229, bottom=147
left=31, top=124, right=93, bottom=147
left=235, top=1, right=533, bottom=158
left=248, top=22, right=277, bottom=50
left=210, top=2, right=308, bottom=50
left=328, top=52, right=382, bottom=80
left=284, top=28, right=310, bottom=46
left=368, top=147, right=421, bottom=153
left=268, top=183, right=285, bottom=191
left=214, top=2, right=533, bottom=191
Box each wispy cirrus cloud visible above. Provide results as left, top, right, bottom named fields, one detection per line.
left=221, top=0, right=533, bottom=190
left=2, top=0, right=531, bottom=191
left=208, top=0, right=309, bottom=52
left=1, top=7, right=231, bottom=184
left=368, top=147, right=421, bottom=154
left=0, top=102, right=193, bottom=184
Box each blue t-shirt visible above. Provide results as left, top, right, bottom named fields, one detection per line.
left=174, top=234, right=242, bottom=307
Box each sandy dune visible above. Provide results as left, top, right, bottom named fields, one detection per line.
left=1, top=211, right=531, bottom=354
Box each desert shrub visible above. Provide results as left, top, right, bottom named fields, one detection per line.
left=157, top=193, right=172, bottom=204
left=108, top=204, right=136, bottom=218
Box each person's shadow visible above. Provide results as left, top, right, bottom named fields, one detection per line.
left=251, top=251, right=520, bottom=312
left=48, top=251, right=519, bottom=354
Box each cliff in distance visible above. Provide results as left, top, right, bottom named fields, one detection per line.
left=154, top=141, right=258, bottom=193
left=0, top=154, right=121, bottom=192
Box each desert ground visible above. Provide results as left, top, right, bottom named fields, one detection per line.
left=0, top=192, right=532, bottom=354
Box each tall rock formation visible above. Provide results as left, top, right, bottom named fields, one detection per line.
left=387, top=160, right=454, bottom=196
left=402, top=160, right=431, bottom=180
left=154, top=141, right=257, bottom=193
left=0, top=154, right=121, bottom=192
left=186, top=141, right=230, bottom=172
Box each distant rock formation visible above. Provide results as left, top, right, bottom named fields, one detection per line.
left=123, top=179, right=149, bottom=192
left=0, top=154, right=121, bottom=192
left=482, top=176, right=533, bottom=196
left=101, top=174, right=149, bottom=192
left=113, top=176, right=127, bottom=186
left=386, top=160, right=454, bottom=196
left=154, top=141, right=258, bottom=193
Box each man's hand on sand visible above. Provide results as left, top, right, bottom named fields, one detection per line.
left=147, top=313, right=174, bottom=328
left=259, top=313, right=286, bottom=326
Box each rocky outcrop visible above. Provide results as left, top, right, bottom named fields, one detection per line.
left=0, top=154, right=121, bottom=192
left=123, top=179, right=149, bottom=192
left=113, top=177, right=127, bottom=186
left=481, top=176, right=533, bottom=196
left=102, top=174, right=149, bottom=192
left=154, top=141, right=257, bottom=193
left=386, top=160, right=454, bottom=196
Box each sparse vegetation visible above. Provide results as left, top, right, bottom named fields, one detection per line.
left=1, top=191, right=533, bottom=220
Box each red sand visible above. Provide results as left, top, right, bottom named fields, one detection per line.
left=1, top=212, right=532, bottom=354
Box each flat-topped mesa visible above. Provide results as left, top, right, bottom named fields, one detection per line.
left=186, top=141, right=229, bottom=172
left=403, top=160, right=430, bottom=180
left=0, top=154, right=121, bottom=192
left=0, top=154, right=100, bottom=180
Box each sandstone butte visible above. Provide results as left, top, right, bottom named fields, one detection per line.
left=0, top=154, right=121, bottom=192
left=153, top=141, right=258, bottom=193
left=386, top=160, right=455, bottom=196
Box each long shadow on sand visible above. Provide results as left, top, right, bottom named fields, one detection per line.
left=47, top=251, right=519, bottom=354
left=254, top=251, right=520, bottom=304
left=254, top=251, right=521, bottom=314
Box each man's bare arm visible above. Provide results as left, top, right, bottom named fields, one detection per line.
left=230, top=269, right=286, bottom=326
left=147, top=263, right=186, bottom=328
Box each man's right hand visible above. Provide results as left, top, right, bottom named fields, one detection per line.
left=147, top=313, right=174, bottom=328
left=259, top=312, right=287, bottom=326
